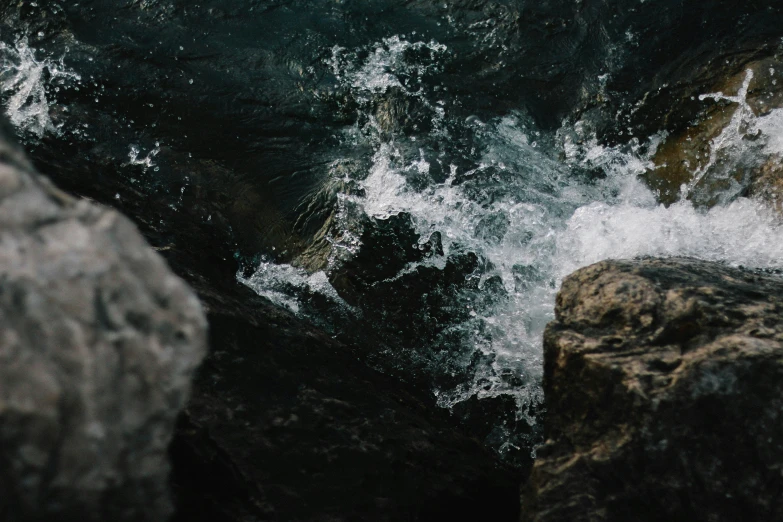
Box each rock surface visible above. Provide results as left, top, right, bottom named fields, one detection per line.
left=641, top=55, right=783, bottom=207
left=169, top=279, right=521, bottom=522
left=0, top=120, right=208, bottom=521
left=522, top=258, right=783, bottom=522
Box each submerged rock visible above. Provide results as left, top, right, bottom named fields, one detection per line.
left=522, top=258, right=783, bottom=522
left=0, top=119, right=208, bottom=520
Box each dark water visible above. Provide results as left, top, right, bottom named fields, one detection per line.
left=4, top=0, right=783, bottom=464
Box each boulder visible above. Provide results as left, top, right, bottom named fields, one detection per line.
left=522, top=258, right=783, bottom=522
left=0, top=120, right=208, bottom=521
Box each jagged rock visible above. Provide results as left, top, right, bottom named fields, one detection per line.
left=0, top=121, right=208, bottom=521
left=521, top=258, right=783, bottom=522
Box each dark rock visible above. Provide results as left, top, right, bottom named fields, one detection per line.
left=0, top=120, right=207, bottom=521
left=169, top=280, right=521, bottom=522
left=522, top=258, right=783, bottom=522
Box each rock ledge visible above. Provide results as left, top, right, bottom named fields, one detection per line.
left=522, top=258, right=783, bottom=522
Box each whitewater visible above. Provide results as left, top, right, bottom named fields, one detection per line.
left=5, top=33, right=783, bottom=458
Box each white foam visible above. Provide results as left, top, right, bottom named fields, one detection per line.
left=238, top=261, right=350, bottom=315
left=557, top=192, right=783, bottom=276
left=125, top=144, right=160, bottom=172
left=330, top=36, right=447, bottom=102
left=339, top=114, right=783, bottom=421
left=685, top=68, right=783, bottom=200
left=0, top=38, right=80, bottom=137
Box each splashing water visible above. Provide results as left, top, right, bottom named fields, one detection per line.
left=125, top=144, right=161, bottom=172
left=329, top=36, right=447, bottom=104
left=0, top=38, right=80, bottom=138
left=238, top=261, right=351, bottom=315
left=681, top=67, right=783, bottom=205
left=241, top=41, right=783, bottom=456
left=247, top=43, right=783, bottom=456
left=686, top=69, right=757, bottom=195
left=4, top=18, right=783, bottom=462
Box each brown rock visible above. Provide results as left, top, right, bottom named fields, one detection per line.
left=644, top=56, right=783, bottom=207
left=522, top=258, right=783, bottom=522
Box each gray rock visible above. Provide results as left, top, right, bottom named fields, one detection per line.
left=522, top=258, right=783, bottom=522
left=0, top=122, right=207, bottom=521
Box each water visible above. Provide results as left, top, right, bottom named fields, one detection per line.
left=240, top=38, right=783, bottom=458
left=0, top=37, right=80, bottom=137
left=5, top=31, right=783, bottom=461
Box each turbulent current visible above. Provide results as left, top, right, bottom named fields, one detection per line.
left=237, top=37, right=783, bottom=458
left=5, top=26, right=783, bottom=461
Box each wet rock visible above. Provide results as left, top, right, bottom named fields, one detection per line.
left=746, top=153, right=783, bottom=210
left=641, top=55, right=783, bottom=207
left=522, top=258, right=783, bottom=522
left=0, top=120, right=207, bottom=521
left=169, top=280, right=522, bottom=522
left=581, top=2, right=783, bottom=139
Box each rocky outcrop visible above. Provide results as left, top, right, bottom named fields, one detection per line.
left=522, top=258, right=783, bottom=522
left=0, top=120, right=207, bottom=521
